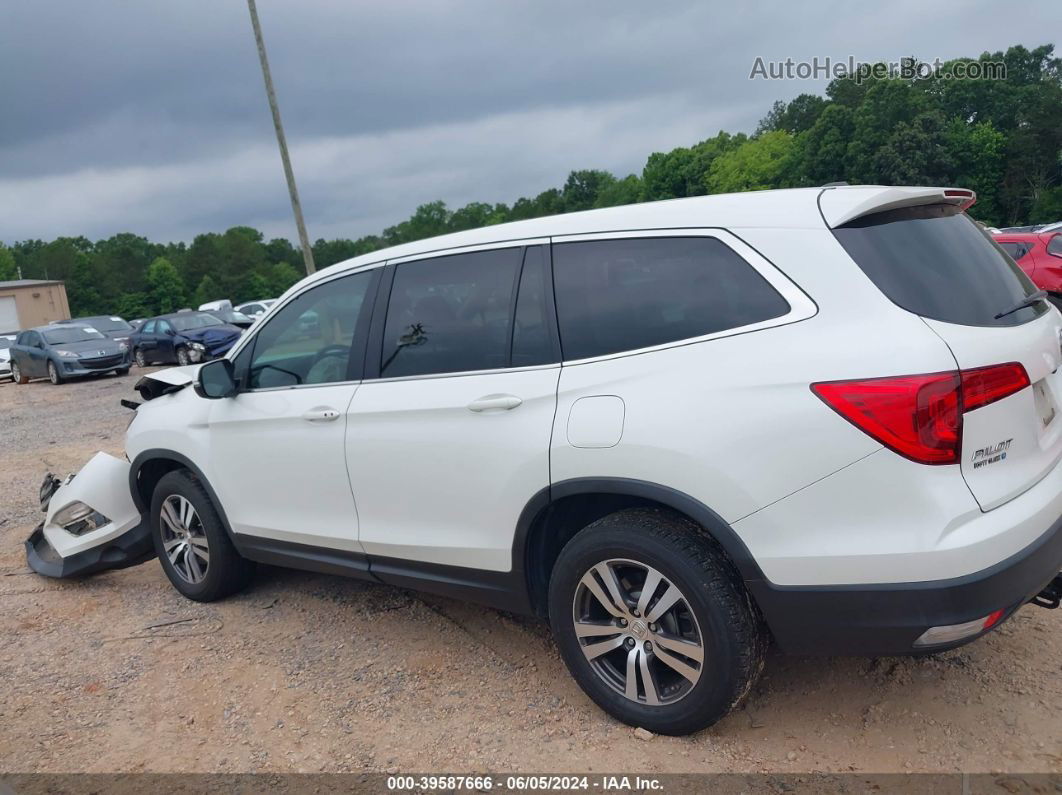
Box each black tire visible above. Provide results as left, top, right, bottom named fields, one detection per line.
left=176, top=347, right=191, bottom=367
left=548, top=508, right=767, bottom=736
left=47, top=361, right=64, bottom=385
left=11, top=362, right=28, bottom=384
left=134, top=348, right=147, bottom=368
left=150, top=469, right=255, bottom=602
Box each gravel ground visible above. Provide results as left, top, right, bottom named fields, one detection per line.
left=0, top=370, right=1060, bottom=775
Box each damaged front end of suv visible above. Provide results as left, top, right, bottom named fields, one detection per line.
left=25, top=367, right=201, bottom=578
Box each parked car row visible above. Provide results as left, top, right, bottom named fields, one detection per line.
left=5, top=298, right=276, bottom=385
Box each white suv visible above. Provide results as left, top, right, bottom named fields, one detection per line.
left=28, top=185, right=1062, bottom=735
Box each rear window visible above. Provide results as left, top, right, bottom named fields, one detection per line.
left=552, top=237, right=790, bottom=361
left=833, top=205, right=1047, bottom=327
left=997, top=241, right=1032, bottom=261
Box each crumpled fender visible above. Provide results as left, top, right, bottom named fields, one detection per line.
left=26, top=452, right=154, bottom=578
left=134, top=364, right=203, bottom=401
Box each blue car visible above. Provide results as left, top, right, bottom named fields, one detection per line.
left=130, top=311, right=243, bottom=368
left=10, top=324, right=132, bottom=385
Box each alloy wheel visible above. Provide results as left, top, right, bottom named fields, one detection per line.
left=135, top=349, right=146, bottom=367
left=11, top=363, right=20, bottom=383
left=159, top=494, right=210, bottom=584
left=48, top=362, right=60, bottom=384
left=572, top=558, right=704, bottom=706
left=177, top=348, right=190, bottom=366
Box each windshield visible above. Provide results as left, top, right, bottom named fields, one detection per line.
left=75, top=316, right=131, bottom=332
left=170, top=313, right=224, bottom=332
left=42, top=327, right=106, bottom=345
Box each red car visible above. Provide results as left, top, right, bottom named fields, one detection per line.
left=993, top=225, right=1062, bottom=309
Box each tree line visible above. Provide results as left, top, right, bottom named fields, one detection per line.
left=1, top=44, right=1060, bottom=320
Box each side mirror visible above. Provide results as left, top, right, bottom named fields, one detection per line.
left=195, top=359, right=238, bottom=399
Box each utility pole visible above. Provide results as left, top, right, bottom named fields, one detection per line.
left=247, top=0, right=316, bottom=274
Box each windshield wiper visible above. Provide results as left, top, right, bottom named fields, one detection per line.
left=995, top=289, right=1048, bottom=320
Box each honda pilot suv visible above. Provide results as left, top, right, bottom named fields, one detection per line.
left=27, top=186, right=1062, bottom=735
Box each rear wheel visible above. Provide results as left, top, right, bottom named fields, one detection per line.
left=11, top=362, right=27, bottom=384
left=150, top=470, right=255, bottom=602
left=176, top=347, right=191, bottom=367
left=47, top=361, right=63, bottom=385
left=134, top=348, right=147, bottom=368
left=548, top=509, right=767, bottom=735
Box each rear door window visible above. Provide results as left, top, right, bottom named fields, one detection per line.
left=833, top=205, right=1047, bottom=327
left=998, top=241, right=1032, bottom=261
left=551, top=236, right=790, bottom=361
left=381, top=247, right=522, bottom=377
left=1048, top=235, right=1062, bottom=258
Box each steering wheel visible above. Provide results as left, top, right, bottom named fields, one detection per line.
left=313, top=344, right=349, bottom=364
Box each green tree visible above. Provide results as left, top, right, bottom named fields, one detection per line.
left=0, top=244, right=17, bottom=281
left=594, top=174, right=643, bottom=208
left=707, top=131, right=800, bottom=193
left=66, top=254, right=105, bottom=315
left=756, top=94, right=828, bottom=134
left=267, top=262, right=301, bottom=297
left=146, top=257, right=185, bottom=314
left=800, top=104, right=855, bottom=185
left=193, top=274, right=222, bottom=308
left=115, top=292, right=151, bottom=320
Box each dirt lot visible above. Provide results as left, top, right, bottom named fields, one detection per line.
left=0, top=370, right=1059, bottom=776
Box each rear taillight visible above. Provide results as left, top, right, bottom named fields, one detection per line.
left=961, top=363, right=1030, bottom=412
left=812, top=363, right=1030, bottom=465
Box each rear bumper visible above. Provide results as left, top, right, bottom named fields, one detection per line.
left=752, top=512, right=1062, bottom=656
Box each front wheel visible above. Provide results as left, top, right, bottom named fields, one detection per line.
left=11, top=362, right=28, bottom=384
left=176, top=347, right=191, bottom=366
left=150, top=469, right=255, bottom=602
left=548, top=509, right=767, bottom=735
left=47, top=361, right=64, bottom=385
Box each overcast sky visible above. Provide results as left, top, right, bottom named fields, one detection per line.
left=1, top=0, right=1058, bottom=245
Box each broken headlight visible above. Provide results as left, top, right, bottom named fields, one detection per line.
left=53, top=501, right=110, bottom=536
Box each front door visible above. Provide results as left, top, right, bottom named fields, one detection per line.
left=206, top=269, right=379, bottom=552
left=346, top=244, right=561, bottom=572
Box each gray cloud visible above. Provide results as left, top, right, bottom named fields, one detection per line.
left=1, top=0, right=1058, bottom=243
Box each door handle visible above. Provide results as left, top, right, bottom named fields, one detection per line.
left=302, top=407, right=340, bottom=422
left=467, top=394, right=523, bottom=412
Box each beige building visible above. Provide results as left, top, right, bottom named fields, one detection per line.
left=0, top=280, right=71, bottom=332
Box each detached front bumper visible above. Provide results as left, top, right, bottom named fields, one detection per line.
left=26, top=452, right=155, bottom=578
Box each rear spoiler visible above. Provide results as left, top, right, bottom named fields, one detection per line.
left=819, top=186, right=976, bottom=229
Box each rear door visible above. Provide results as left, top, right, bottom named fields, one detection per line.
left=345, top=243, right=560, bottom=572
left=156, top=319, right=177, bottom=362
left=138, top=320, right=159, bottom=360
left=833, top=204, right=1062, bottom=510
